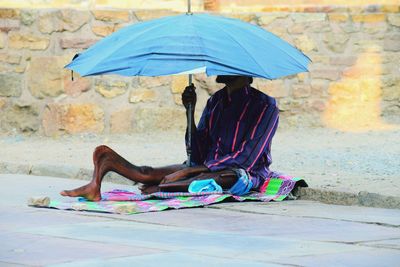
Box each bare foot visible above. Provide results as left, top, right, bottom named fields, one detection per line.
left=60, top=182, right=101, bottom=201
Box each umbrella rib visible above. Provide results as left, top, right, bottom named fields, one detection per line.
left=236, top=22, right=311, bottom=72
left=208, top=20, right=272, bottom=79
left=209, top=15, right=310, bottom=75
left=139, top=15, right=207, bottom=75
left=84, top=18, right=177, bottom=76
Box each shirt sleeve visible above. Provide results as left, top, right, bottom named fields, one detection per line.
left=204, top=103, right=279, bottom=172
left=185, top=98, right=211, bottom=165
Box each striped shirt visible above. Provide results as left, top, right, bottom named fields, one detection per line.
left=186, top=85, right=279, bottom=189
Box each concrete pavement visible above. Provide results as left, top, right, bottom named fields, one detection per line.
left=0, top=174, right=399, bottom=267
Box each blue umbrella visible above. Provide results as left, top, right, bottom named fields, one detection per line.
left=66, top=14, right=310, bottom=79
left=66, top=10, right=311, bottom=166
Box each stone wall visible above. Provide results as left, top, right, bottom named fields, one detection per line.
left=0, top=6, right=399, bottom=136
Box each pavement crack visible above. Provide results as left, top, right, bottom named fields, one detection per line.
left=208, top=206, right=400, bottom=228
left=319, top=237, right=400, bottom=251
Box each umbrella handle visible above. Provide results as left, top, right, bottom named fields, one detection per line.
left=186, top=102, right=193, bottom=167
left=186, top=74, right=195, bottom=167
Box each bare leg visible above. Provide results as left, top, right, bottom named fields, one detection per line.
left=60, top=145, right=185, bottom=201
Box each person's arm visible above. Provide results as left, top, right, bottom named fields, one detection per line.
left=204, top=104, right=279, bottom=172
left=183, top=85, right=211, bottom=164
left=160, top=165, right=209, bottom=184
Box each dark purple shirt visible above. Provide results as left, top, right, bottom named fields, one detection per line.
left=186, top=85, right=279, bottom=189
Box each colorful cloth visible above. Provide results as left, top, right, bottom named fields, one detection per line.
left=187, top=86, right=279, bottom=189
left=30, top=176, right=307, bottom=215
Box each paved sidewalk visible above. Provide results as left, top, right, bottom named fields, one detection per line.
left=1, top=174, right=399, bottom=266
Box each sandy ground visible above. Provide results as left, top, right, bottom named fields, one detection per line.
left=0, top=127, right=399, bottom=197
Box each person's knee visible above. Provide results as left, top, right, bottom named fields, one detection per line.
left=94, top=145, right=111, bottom=155
left=139, top=166, right=154, bottom=175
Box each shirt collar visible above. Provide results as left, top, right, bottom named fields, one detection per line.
left=223, top=85, right=250, bottom=105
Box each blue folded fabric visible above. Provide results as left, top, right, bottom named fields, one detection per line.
left=228, top=169, right=253, bottom=196
left=188, top=179, right=223, bottom=193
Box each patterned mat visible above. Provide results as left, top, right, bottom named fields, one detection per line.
left=30, top=176, right=307, bottom=214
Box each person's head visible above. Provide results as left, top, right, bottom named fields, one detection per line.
left=216, top=75, right=253, bottom=91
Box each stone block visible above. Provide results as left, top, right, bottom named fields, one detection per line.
left=328, top=13, right=349, bottom=22
left=0, top=53, right=21, bottom=64
left=42, top=103, right=104, bottom=136
left=308, top=21, right=331, bottom=33
left=171, top=75, right=188, bottom=94
left=330, top=56, right=357, bottom=66
left=310, top=79, right=329, bottom=97
left=310, top=99, right=326, bottom=112
left=254, top=79, right=288, bottom=98
left=0, top=32, right=5, bottom=48
left=38, top=10, right=90, bottom=34
left=0, top=9, right=20, bottom=19
left=382, top=84, right=400, bottom=101
left=204, top=0, right=220, bottom=11
left=129, top=88, right=157, bottom=103
left=352, top=14, right=386, bottom=23
left=291, top=13, right=326, bottom=23
left=110, top=108, right=134, bottom=133
left=265, top=26, right=288, bottom=39
left=60, top=38, right=98, bottom=49
left=139, top=76, right=171, bottom=89
left=228, top=13, right=259, bottom=23
left=0, top=19, right=20, bottom=32
left=384, top=34, right=400, bottom=52
left=292, top=84, right=311, bottom=98
left=8, top=33, right=49, bottom=50
left=0, top=98, right=6, bottom=109
left=387, top=14, right=400, bottom=27
left=1, top=102, right=40, bottom=133
left=14, top=65, right=26, bottom=73
left=294, top=35, right=317, bottom=53
left=28, top=56, right=66, bottom=99
left=92, top=10, right=130, bottom=23
left=381, top=75, right=399, bottom=88
left=340, top=21, right=362, bottom=33
left=258, top=13, right=288, bottom=26
left=20, top=10, right=36, bottom=26
left=311, top=55, right=330, bottom=64
left=262, top=6, right=292, bottom=12
left=95, top=79, right=127, bottom=98
left=91, top=24, right=116, bottom=37
left=287, top=23, right=305, bottom=34
left=310, top=68, right=340, bottom=81
left=296, top=73, right=309, bottom=83
left=134, top=10, right=178, bottom=21
left=381, top=5, right=400, bottom=12
left=173, top=94, right=183, bottom=106
left=132, top=106, right=186, bottom=131
left=0, top=73, right=22, bottom=97
left=63, top=75, right=91, bottom=97
left=323, top=32, right=349, bottom=53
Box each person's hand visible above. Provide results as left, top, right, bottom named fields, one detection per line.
left=160, top=169, right=190, bottom=184
left=182, top=84, right=196, bottom=111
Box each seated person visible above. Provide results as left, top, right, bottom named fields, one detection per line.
left=60, top=75, right=279, bottom=201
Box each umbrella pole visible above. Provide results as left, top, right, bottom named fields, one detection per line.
left=186, top=74, right=193, bottom=167
left=185, top=0, right=193, bottom=167
left=187, top=0, right=191, bottom=14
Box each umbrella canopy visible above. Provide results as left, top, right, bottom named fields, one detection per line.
left=66, top=13, right=310, bottom=79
